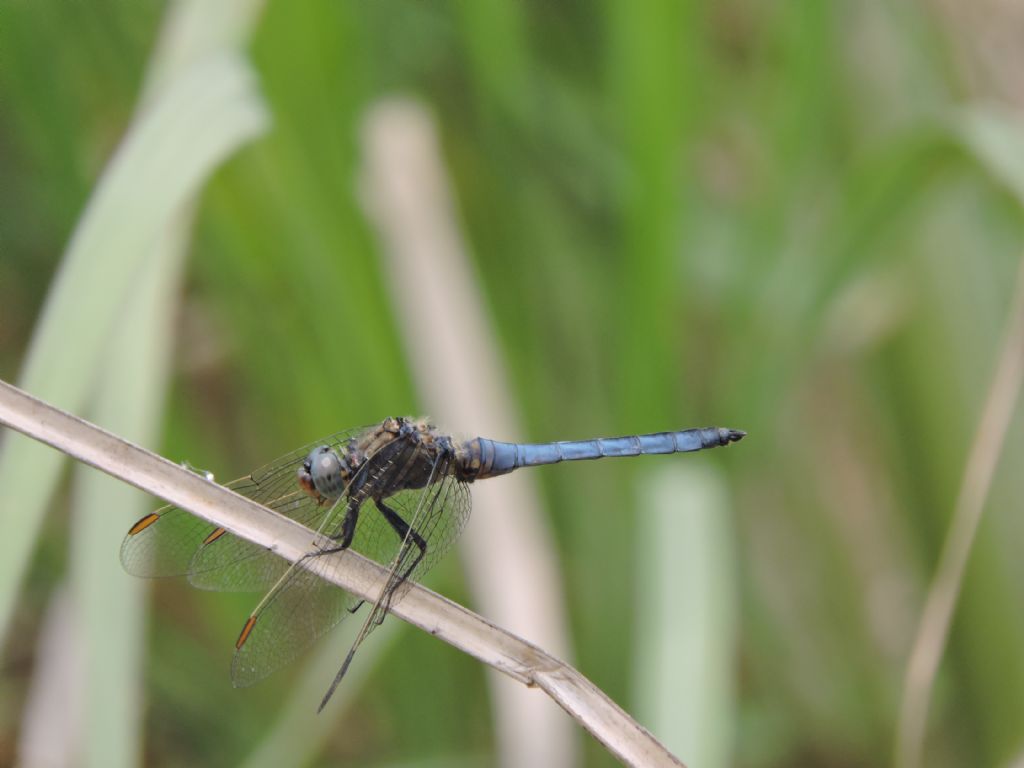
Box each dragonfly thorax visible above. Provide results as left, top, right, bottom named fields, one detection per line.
left=297, top=445, right=351, bottom=502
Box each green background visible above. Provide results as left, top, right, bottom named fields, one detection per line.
left=2, top=1, right=1024, bottom=766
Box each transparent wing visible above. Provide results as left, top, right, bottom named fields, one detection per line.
left=366, top=465, right=472, bottom=598
left=231, top=447, right=472, bottom=688
left=119, top=428, right=364, bottom=592
left=229, top=442, right=411, bottom=686
left=230, top=552, right=364, bottom=687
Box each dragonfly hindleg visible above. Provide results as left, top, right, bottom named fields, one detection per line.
left=373, top=498, right=427, bottom=617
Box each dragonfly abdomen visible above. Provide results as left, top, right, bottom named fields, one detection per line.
left=462, top=427, right=745, bottom=480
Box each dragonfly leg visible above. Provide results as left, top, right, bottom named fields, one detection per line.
left=373, top=498, right=427, bottom=619
left=308, top=502, right=367, bottom=612
left=317, top=500, right=360, bottom=553
left=339, top=503, right=360, bottom=549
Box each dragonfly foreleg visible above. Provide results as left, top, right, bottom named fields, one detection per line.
left=314, top=502, right=367, bottom=612
left=306, top=497, right=362, bottom=562
left=318, top=499, right=361, bottom=552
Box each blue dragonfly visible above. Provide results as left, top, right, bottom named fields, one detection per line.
left=121, top=416, right=745, bottom=710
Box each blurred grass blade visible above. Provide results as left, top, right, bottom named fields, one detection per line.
left=66, top=218, right=189, bottom=768
left=0, top=49, right=269, bottom=643
left=957, top=106, right=1024, bottom=206
left=633, top=465, right=736, bottom=768
left=896, top=255, right=1024, bottom=768
left=360, top=98, right=577, bottom=768
left=606, top=0, right=691, bottom=418
left=892, top=105, right=1024, bottom=768
left=17, top=587, right=80, bottom=768
left=62, top=3, right=268, bottom=765
left=144, top=0, right=267, bottom=96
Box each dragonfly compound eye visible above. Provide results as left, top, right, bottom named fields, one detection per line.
left=306, top=446, right=347, bottom=500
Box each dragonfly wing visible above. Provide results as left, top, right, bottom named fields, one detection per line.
left=228, top=440, right=411, bottom=683
left=120, top=428, right=362, bottom=591
left=186, top=489, right=341, bottom=591
left=232, top=441, right=473, bottom=690
left=120, top=504, right=227, bottom=580
left=230, top=552, right=366, bottom=687
left=378, top=467, right=470, bottom=590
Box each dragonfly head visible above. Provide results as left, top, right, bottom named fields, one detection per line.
left=297, top=446, right=350, bottom=502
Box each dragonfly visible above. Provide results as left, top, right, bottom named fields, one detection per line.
left=121, top=416, right=745, bottom=710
